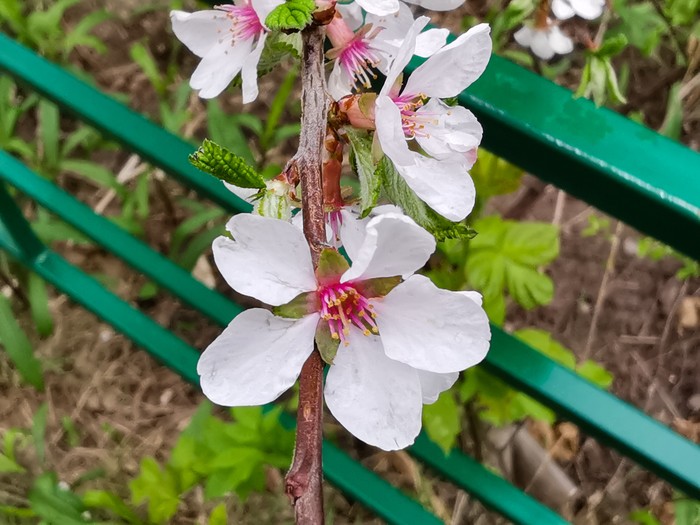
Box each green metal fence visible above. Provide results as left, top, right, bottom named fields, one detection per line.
left=0, top=28, right=699, bottom=524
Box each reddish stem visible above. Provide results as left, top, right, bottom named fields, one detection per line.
left=284, top=24, right=329, bottom=525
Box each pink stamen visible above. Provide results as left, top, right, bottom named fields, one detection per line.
left=392, top=93, right=438, bottom=139
left=326, top=209, right=343, bottom=245
left=319, top=283, right=378, bottom=345
left=327, top=17, right=383, bottom=90
left=216, top=2, right=264, bottom=42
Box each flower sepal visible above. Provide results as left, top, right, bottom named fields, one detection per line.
left=356, top=276, right=402, bottom=298
left=315, top=321, right=340, bottom=364
left=316, top=248, right=351, bottom=285
left=272, top=291, right=319, bottom=319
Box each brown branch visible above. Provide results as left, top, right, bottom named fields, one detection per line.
left=284, top=24, right=329, bottom=525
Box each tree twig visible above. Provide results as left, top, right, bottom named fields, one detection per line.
left=284, top=24, right=329, bottom=525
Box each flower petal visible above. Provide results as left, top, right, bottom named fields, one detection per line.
left=530, top=30, right=555, bottom=60
left=551, top=0, right=576, bottom=19
left=415, top=98, right=482, bottom=163
left=404, top=0, right=466, bottom=9
left=380, top=16, right=431, bottom=97
left=224, top=182, right=259, bottom=203
left=338, top=208, right=368, bottom=261
left=418, top=370, right=459, bottom=404
left=403, top=23, right=491, bottom=99
left=416, top=28, right=450, bottom=57
left=337, top=2, right=364, bottom=31
left=324, top=330, right=423, bottom=450
left=375, top=274, right=491, bottom=373
left=354, top=0, right=400, bottom=15
left=213, top=214, right=317, bottom=306
left=569, top=0, right=605, bottom=19
left=241, top=33, right=267, bottom=104
left=252, top=0, right=285, bottom=25
left=514, top=26, right=534, bottom=47
left=548, top=26, right=574, bottom=54
left=375, top=95, right=415, bottom=167
left=397, top=155, right=476, bottom=221
left=170, top=10, right=231, bottom=57
left=341, top=213, right=435, bottom=283
left=198, top=309, right=319, bottom=406
left=190, top=37, right=252, bottom=99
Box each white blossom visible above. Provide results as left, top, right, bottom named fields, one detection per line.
left=552, top=0, right=605, bottom=20
left=514, top=23, right=574, bottom=60
left=198, top=213, right=490, bottom=450
left=170, top=0, right=283, bottom=101
left=374, top=17, right=491, bottom=221
left=353, top=0, right=466, bottom=16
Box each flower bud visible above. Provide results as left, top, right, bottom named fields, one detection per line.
left=254, top=179, right=294, bottom=221
left=337, top=93, right=377, bottom=130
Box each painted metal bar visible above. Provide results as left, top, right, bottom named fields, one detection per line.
left=0, top=33, right=248, bottom=215
left=484, top=326, right=700, bottom=498
left=0, top=151, right=241, bottom=327
left=0, top=224, right=442, bottom=525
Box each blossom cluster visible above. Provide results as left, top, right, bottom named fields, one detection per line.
left=171, top=0, right=493, bottom=450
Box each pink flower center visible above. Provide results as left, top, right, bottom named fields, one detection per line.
left=216, top=2, right=264, bottom=41
left=319, top=283, right=378, bottom=346
left=392, top=93, right=435, bottom=139
left=327, top=18, right=382, bottom=89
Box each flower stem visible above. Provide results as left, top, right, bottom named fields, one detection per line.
left=284, top=24, right=329, bottom=525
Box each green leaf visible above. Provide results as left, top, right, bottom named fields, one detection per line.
left=0, top=294, right=44, bottom=389
left=265, top=0, right=316, bottom=31
left=422, top=391, right=461, bottom=454
left=0, top=451, right=25, bottom=473
left=28, top=273, right=53, bottom=337
left=514, top=329, right=576, bottom=368
left=206, top=100, right=256, bottom=166
left=38, top=99, right=60, bottom=172
left=189, top=139, right=265, bottom=190
left=610, top=0, right=666, bottom=56
left=577, top=360, right=614, bottom=389
left=130, top=42, right=165, bottom=95
left=659, top=82, right=683, bottom=140
left=594, top=34, right=628, bottom=57
left=466, top=216, right=558, bottom=310
left=257, top=32, right=302, bottom=79
left=378, top=156, right=476, bottom=241
left=208, top=504, right=228, bottom=525
left=261, top=68, right=298, bottom=152
left=629, top=509, right=662, bottom=525
left=470, top=149, right=524, bottom=206
left=129, top=458, right=180, bottom=524
left=346, top=128, right=381, bottom=217
left=29, top=472, right=87, bottom=525
left=674, top=496, right=700, bottom=525
left=83, top=490, right=145, bottom=525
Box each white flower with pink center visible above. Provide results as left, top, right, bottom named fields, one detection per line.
left=198, top=213, right=490, bottom=450
left=170, top=0, right=283, bottom=101
left=374, top=17, right=491, bottom=221
left=327, top=4, right=448, bottom=100
left=353, top=0, right=467, bottom=16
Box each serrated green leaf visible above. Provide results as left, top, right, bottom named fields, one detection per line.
left=346, top=129, right=380, bottom=217
left=257, top=32, right=302, bottom=78
left=378, top=156, right=476, bottom=241
left=265, top=0, right=315, bottom=31
left=423, top=391, right=461, bottom=454
left=189, top=139, right=265, bottom=189
left=130, top=458, right=180, bottom=523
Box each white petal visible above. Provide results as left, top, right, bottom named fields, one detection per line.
left=458, top=290, right=483, bottom=306
left=551, top=0, right=576, bottom=19
left=198, top=309, right=319, bottom=406
left=365, top=3, right=415, bottom=61
left=375, top=95, right=415, bottom=167
left=548, top=26, right=574, bottom=54
left=403, top=23, right=492, bottom=99
left=416, top=28, right=450, bottom=57
left=338, top=208, right=368, bottom=262
left=380, top=16, right=431, bottom=97
left=324, top=330, right=422, bottom=450
left=190, top=38, right=252, bottom=99
left=354, top=0, right=400, bottom=15
left=569, top=0, right=605, bottom=19
left=418, top=370, right=459, bottom=404
left=341, top=213, right=435, bottom=283
left=397, top=155, right=476, bottom=221
left=337, top=2, right=364, bottom=31
left=224, top=182, right=258, bottom=203
left=415, top=99, right=482, bottom=163
left=403, top=0, right=466, bottom=9
left=530, top=31, right=555, bottom=60
left=253, top=0, right=285, bottom=25
left=327, top=60, right=353, bottom=101
left=374, top=274, right=491, bottom=373
left=241, top=34, right=266, bottom=104
left=170, top=10, right=231, bottom=58
left=514, top=26, right=534, bottom=47
left=213, top=214, right=316, bottom=306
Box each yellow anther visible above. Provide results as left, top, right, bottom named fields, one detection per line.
left=363, top=329, right=371, bottom=336
left=331, top=333, right=339, bottom=340
left=371, top=327, right=379, bottom=334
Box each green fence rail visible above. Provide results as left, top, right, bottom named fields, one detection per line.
left=1, top=24, right=699, bottom=525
